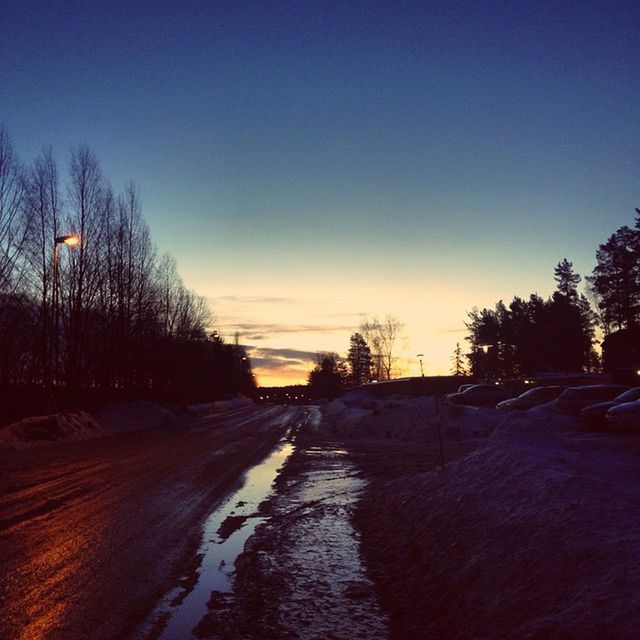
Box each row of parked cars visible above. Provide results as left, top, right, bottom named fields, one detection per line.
left=445, top=383, right=640, bottom=430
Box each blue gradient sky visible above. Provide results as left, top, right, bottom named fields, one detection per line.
left=3, top=1, right=638, bottom=384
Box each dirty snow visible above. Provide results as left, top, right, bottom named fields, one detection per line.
left=324, top=391, right=503, bottom=440
left=265, top=443, right=389, bottom=639
left=335, top=391, right=640, bottom=638
left=187, top=396, right=254, bottom=418
left=0, top=411, right=103, bottom=448
left=96, top=400, right=178, bottom=432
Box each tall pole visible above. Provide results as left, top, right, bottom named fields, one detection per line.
left=53, top=240, right=59, bottom=391
left=435, top=395, right=445, bottom=469
left=52, top=235, right=79, bottom=395
left=417, top=353, right=425, bottom=377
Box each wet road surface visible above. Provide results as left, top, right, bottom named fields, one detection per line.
left=0, top=405, right=304, bottom=640
left=195, top=408, right=390, bottom=639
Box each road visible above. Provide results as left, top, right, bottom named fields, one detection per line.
left=0, top=404, right=303, bottom=640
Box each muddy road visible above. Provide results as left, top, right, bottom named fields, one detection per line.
left=0, top=405, right=305, bottom=640
left=135, top=404, right=390, bottom=640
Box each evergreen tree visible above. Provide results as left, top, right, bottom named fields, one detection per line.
left=450, top=342, right=468, bottom=376
left=554, top=258, right=581, bottom=300
left=547, top=260, right=594, bottom=372
left=347, top=332, right=372, bottom=386
left=308, top=353, right=344, bottom=399
left=589, top=226, right=640, bottom=332
left=465, top=263, right=596, bottom=377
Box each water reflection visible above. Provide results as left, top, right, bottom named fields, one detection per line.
left=151, top=440, right=295, bottom=639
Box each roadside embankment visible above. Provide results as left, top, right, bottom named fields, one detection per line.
left=327, top=392, right=640, bottom=639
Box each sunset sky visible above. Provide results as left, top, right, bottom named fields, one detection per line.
left=3, top=1, right=638, bottom=386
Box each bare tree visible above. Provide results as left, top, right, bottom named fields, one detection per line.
left=64, top=144, right=105, bottom=390
left=0, top=126, right=29, bottom=293
left=359, top=315, right=403, bottom=380
left=0, top=127, right=255, bottom=420
left=0, top=127, right=32, bottom=390
left=24, top=148, right=61, bottom=385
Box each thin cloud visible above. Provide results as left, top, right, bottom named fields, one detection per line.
left=439, top=325, right=467, bottom=334
left=212, top=295, right=305, bottom=304
left=247, top=346, right=318, bottom=374
left=250, top=358, right=299, bottom=371
left=221, top=322, right=354, bottom=336
left=248, top=346, right=317, bottom=361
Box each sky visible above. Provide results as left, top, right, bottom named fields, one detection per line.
left=2, top=1, right=639, bottom=386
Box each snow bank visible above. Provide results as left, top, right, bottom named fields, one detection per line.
left=186, top=395, right=254, bottom=417
left=359, top=418, right=640, bottom=638
left=0, top=411, right=103, bottom=449
left=323, top=392, right=497, bottom=440
left=492, top=407, right=582, bottom=441
left=96, top=401, right=178, bottom=433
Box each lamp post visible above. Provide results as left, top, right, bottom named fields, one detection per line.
left=416, top=353, right=425, bottom=377
left=478, top=344, right=493, bottom=381
left=52, top=235, right=80, bottom=388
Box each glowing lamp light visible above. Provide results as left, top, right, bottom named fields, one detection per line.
left=479, top=344, right=492, bottom=354
left=55, top=234, right=80, bottom=246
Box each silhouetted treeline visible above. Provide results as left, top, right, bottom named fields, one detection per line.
left=466, top=207, right=640, bottom=378
left=0, top=126, right=254, bottom=423
left=307, top=353, right=347, bottom=399
left=589, top=210, right=640, bottom=333
left=307, top=320, right=402, bottom=398
left=466, top=260, right=597, bottom=378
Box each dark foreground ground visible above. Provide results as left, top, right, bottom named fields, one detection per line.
left=201, top=405, right=480, bottom=639
left=0, top=405, right=301, bottom=640
left=5, top=398, right=640, bottom=639
left=195, top=397, right=640, bottom=640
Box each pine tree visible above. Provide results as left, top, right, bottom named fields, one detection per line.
left=589, top=226, right=640, bottom=331
left=554, top=258, right=581, bottom=300
left=347, top=332, right=372, bottom=386
left=450, top=342, right=468, bottom=375
left=308, top=353, right=344, bottom=399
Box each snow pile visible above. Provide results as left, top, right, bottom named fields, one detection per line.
left=492, top=407, right=582, bottom=439
left=0, top=411, right=103, bottom=448
left=96, top=401, right=178, bottom=433
left=359, top=423, right=640, bottom=638
left=324, top=392, right=497, bottom=440
left=187, top=395, right=253, bottom=417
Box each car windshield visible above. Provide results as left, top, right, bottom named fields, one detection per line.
left=466, top=384, right=499, bottom=392
left=519, top=387, right=557, bottom=399
left=615, top=388, right=640, bottom=402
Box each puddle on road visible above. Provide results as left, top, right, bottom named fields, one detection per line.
left=268, top=442, right=389, bottom=639
left=306, top=446, right=349, bottom=457
left=146, top=438, right=295, bottom=640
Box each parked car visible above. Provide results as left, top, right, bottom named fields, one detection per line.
left=555, top=385, right=628, bottom=417
left=606, top=401, right=640, bottom=431
left=580, top=387, right=640, bottom=428
left=457, top=383, right=475, bottom=394
left=446, top=384, right=512, bottom=407
left=496, top=386, right=565, bottom=411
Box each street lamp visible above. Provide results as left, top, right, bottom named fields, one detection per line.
left=416, top=353, right=425, bottom=377
left=478, top=344, right=493, bottom=380
left=53, top=235, right=80, bottom=387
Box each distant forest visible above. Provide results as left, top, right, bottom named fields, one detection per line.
left=0, top=126, right=254, bottom=424
left=465, top=208, right=640, bottom=379
left=307, top=208, right=640, bottom=396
